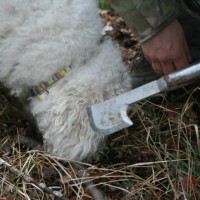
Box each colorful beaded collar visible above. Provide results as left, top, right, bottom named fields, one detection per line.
left=30, top=65, right=71, bottom=101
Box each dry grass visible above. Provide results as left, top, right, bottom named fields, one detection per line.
left=0, top=86, right=200, bottom=200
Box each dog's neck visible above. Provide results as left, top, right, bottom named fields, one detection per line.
left=29, top=65, right=72, bottom=101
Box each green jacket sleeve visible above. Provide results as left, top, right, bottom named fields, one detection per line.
left=109, top=0, right=179, bottom=43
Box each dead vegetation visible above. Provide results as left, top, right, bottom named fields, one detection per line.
left=0, top=8, right=200, bottom=200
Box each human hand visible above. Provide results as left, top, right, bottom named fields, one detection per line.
left=141, top=20, right=190, bottom=75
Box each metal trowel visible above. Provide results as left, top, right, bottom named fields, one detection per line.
left=87, top=62, right=200, bottom=135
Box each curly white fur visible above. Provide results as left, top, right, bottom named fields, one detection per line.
left=0, top=0, right=131, bottom=161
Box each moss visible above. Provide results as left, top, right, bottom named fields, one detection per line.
left=97, top=0, right=109, bottom=9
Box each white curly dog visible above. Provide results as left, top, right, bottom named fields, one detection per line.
left=0, top=0, right=131, bottom=161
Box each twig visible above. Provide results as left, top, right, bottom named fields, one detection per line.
left=0, top=158, right=69, bottom=200
left=72, top=162, right=106, bottom=200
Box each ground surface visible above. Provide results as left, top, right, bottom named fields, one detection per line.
left=0, top=9, right=200, bottom=200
